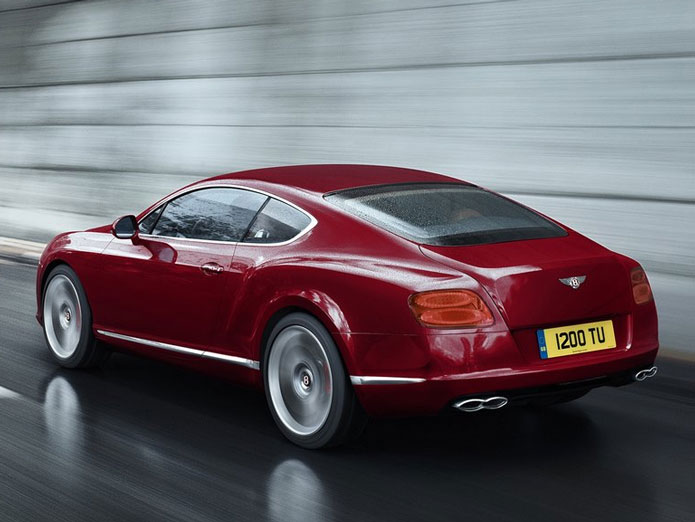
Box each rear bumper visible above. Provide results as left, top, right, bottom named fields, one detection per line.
left=351, top=345, right=658, bottom=417
left=452, top=364, right=653, bottom=409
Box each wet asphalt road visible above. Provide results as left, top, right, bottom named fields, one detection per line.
left=0, top=260, right=693, bottom=522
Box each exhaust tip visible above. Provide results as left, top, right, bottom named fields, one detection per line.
left=453, top=396, right=508, bottom=413
left=634, top=366, right=658, bottom=382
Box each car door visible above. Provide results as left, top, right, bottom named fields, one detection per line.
left=94, top=186, right=268, bottom=352
left=213, top=196, right=316, bottom=359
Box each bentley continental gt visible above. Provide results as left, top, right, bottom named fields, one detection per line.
left=36, top=165, right=659, bottom=448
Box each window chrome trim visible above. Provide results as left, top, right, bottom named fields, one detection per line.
left=136, top=183, right=318, bottom=247
left=350, top=376, right=426, bottom=385
left=96, top=330, right=260, bottom=370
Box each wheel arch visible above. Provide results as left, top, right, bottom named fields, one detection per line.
left=257, top=293, right=358, bottom=377
left=37, top=258, right=74, bottom=325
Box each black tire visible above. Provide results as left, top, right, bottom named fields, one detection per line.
left=41, top=264, right=108, bottom=369
left=262, top=312, right=366, bottom=449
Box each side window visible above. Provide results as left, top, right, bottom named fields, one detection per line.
left=152, top=188, right=267, bottom=242
left=243, top=198, right=312, bottom=244
left=138, top=205, right=164, bottom=234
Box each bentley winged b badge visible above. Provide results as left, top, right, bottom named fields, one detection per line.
left=559, top=275, right=586, bottom=290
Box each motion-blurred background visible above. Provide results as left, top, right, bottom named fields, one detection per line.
left=0, top=0, right=693, bottom=356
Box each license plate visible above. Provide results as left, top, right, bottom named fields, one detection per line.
left=537, top=320, right=616, bottom=359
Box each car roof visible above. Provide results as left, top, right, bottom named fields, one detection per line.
left=206, top=164, right=470, bottom=194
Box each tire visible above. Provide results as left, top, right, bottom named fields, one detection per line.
left=262, top=312, right=366, bottom=449
left=42, top=265, right=107, bottom=369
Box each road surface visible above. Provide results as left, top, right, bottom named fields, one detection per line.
left=0, top=259, right=693, bottom=521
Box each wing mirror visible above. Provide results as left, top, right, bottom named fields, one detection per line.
left=112, top=215, right=139, bottom=240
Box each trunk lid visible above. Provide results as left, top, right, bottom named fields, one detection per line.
left=420, top=233, right=632, bottom=329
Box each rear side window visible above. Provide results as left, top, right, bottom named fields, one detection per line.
left=150, top=188, right=267, bottom=242
left=325, top=183, right=566, bottom=246
left=243, top=198, right=312, bottom=244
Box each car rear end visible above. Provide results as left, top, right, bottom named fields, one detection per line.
left=325, top=182, right=659, bottom=416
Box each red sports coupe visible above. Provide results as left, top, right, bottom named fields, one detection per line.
left=36, top=165, right=659, bottom=448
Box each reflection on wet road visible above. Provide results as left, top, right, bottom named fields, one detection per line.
left=0, top=261, right=693, bottom=521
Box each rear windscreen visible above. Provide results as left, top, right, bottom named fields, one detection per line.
left=325, top=183, right=566, bottom=246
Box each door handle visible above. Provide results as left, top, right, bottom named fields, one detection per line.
left=201, top=262, right=224, bottom=275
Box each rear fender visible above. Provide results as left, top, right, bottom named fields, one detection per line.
left=254, top=291, right=360, bottom=375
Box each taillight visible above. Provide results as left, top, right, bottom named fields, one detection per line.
left=409, top=290, right=494, bottom=328
left=631, top=267, right=653, bottom=305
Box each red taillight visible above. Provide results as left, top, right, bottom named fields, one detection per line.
left=409, top=290, right=494, bottom=328
left=631, top=267, right=653, bottom=305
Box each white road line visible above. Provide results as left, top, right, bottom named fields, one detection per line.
left=0, top=236, right=46, bottom=265
left=0, top=385, right=22, bottom=399
left=0, top=237, right=46, bottom=249
left=0, top=237, right=46, bottom=256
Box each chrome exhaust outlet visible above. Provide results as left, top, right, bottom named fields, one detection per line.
left=633, top=366, right=658, bottom=382
left=453, top=396, right=508, bottom=413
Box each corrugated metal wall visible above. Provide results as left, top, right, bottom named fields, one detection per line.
left=0, top=0, right=693, bottom=354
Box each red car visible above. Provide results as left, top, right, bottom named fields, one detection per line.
left=36, top=165, right=659, bottom=448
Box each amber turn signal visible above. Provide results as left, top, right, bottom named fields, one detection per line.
left=409, top=290, right=494, bottom=328
left=630, top=267, right=653, bottom=305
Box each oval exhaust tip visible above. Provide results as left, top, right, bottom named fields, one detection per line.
left=453, top=396, right=508, bottom=412
left=634, top=366, right=658, bottom=382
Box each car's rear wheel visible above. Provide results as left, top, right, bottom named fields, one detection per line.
left=42, top=265, right=107, bottom=368
left=263, top=313, right=366, bottom=449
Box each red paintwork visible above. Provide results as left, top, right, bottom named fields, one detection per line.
left=36, top=165, right=658, bottom=416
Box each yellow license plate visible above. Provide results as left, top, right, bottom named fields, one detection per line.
left=537, top=320, right=616, bottom=359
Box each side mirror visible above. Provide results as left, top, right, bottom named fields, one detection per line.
left=112, top=215, right=139, bottom=240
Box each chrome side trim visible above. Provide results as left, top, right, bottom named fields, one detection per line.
left=200, top=350, right=260, bottom=370
left=96, top=330, right=260, bottom=370
left=97, top=330, right=204, bottom=356
left=350, top=376, right=426, bottom=385
left=136, top=183, right=318, bottom=247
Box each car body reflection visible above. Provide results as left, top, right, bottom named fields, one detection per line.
left=266, top=459, right=330, bottom=522
left=43, top=375, right=83, bottom=457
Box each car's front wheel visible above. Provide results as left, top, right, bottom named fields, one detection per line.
left=42, top=265, right=107, bottom=368
left=263, top=313, right=366, bottom=449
